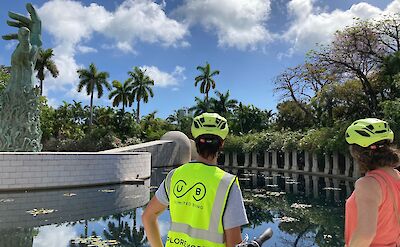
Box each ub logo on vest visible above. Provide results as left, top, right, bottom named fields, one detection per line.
left=173, top=180, right=206, bottom=201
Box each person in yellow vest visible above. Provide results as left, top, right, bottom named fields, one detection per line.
left=143, top=112, right=248, bottom=247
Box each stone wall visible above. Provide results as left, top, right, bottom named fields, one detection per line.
left=0, top=152, right=151, bottom=191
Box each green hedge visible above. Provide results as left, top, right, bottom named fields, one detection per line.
left=224, top=123, right=350, bottom=154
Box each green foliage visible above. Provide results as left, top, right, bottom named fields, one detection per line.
left=230, top=103, right=273, bottom=134
left=276, top=101, right=313, bottom=130
left=140, top=112, right=175, bottom=141
left=380, top=100, right=400, bottom=146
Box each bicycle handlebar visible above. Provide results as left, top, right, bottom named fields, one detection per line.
left=253, top=228, right=273, bottom=246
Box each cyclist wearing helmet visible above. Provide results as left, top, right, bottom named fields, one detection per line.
left=344, top=118, right=400, bottom=247
left=143, top=113, right=248, bottom=247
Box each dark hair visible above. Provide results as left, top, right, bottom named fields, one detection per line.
left=349, top=142, right=399, bottom=173
left=195, top=134, right=223, bottom=160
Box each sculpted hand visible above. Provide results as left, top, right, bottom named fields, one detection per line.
left=2, top=3, right=42, bottom=47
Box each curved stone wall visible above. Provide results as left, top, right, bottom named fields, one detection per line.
left=0, top=152, right=151, bottom=191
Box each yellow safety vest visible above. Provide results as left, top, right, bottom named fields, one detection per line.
left=164, top=162, right=237, bottom=247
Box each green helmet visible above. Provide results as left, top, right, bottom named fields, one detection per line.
left=345, top=118, right=394, bottom=147
left=191, top=113, right=229, bottom=139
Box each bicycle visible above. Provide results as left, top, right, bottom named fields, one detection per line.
left=236, top=228, right=273, bottom=247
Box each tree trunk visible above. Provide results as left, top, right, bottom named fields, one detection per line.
left=39, top=79, right=43, bottom=96
left=90, top=91, right=94, bottom=126
left=136, top=100, right=140, bottom=123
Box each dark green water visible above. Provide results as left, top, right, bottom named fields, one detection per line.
left=0, top=168, right=353, bottom=247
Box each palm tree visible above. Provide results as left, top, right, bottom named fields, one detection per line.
left=108, top=79, right=134, bottom=116
left=35, top=48, right=59, bottom=95
left=211, top=90, right=238, bottom=117
left=128, top=67, right=154, bottom=123
left=77, top=63, right=111, bottom=125
left=195, top=62, right=220, bottom=103
left=189, top=97, right=212, bottom=116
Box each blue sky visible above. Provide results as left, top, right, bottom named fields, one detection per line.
left=0, top=0, right=398, bottom=118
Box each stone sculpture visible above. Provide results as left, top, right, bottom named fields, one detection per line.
left=0, top=3, right=43, bottom=151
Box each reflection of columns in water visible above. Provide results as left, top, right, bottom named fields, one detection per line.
left=353, top=161, right=361, bottom=178
left=273, top=174, right=278, bottom=186
left=284, top=152, right=290, bottom=170
left=345, top=181, right=352, bottom=198
left=324, top=153, right=330, bottom=174
left=345, top=154, right=351, bottom=177
left=224, top=152, right=230, bottom=167
left=271, top=151, right=278, bottom=169
left=292, top=173, right=299, bottom=194
left=264, top=151, right=269, bottom=169
left=244, top=153, right=250, bottom=167
left=312, top=176, right=319, bottom=198
left=324, top=177, right=332, bottom=200
left=251, top=152, right=258, bottom=168
left=304, top=151, right=310, bottom=172
left=252, top=171, right=258, bottom=187
left=284, top=172, right=290, bottom=193
left=312, top=153, right=319, bottom=173
left=332, top=152, right=339, bottom=175
left=304, top=175, right=311, bottom=197
left=232, top=168, right=238, bottom=176
left=292, top=151, right=298, bottom=171
left=332, top=179, right=340, bottom=203
left=232, top=152, right=238, bottom=167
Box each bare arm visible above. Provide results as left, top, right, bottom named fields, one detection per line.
left=225, top=226, right=242, bottom=247
left=349, top=177, right=382, bottom=247
left=142, top=196, right=168, bottom=247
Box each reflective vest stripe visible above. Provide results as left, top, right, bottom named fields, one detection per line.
left=208, top=172, right=236, bottom=233
left=170, top=222, right=224, bottom=243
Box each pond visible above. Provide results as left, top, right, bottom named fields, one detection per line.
left=0, top=167, right=354, bottom=247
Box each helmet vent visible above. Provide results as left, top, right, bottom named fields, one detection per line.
left=375, top=130, right=386, bottom=134
left=346, top=133, right=350, bottom=138
left=194, top=122, right=200, bottom=128
left=203, top=124, right=216, bottom=127
left=366, top=124, right=374, bottom=130
left=355, top=130, right=370, bottom=137
left=220, top=122, right=226, bottom=129
left=200, top=117, right=205, bottom=123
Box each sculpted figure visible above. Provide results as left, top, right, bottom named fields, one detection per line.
left=0, top=3, right=43, bottom=151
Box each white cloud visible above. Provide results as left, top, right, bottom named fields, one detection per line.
left=36, top=0, right=188, bottom=97
left=33, top=225, right=77, bottom=247
left=174, top=0, right=273, bottom=50
left=77, top=45, right=98, bottom=54
left=281, top=0, right=399, bottom=55
left=103, top=0, right=188, bottom=48
left=140, top=65, right=186, bottom=88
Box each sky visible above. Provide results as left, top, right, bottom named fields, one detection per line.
left=0, top=0, right=399, bottom=119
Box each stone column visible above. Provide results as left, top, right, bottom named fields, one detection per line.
left=271, top=151, right=278, bottom=169
left=311, top=153, right=319, bottom=173
left=332, top=152, right=339, bottom=175
left=251, top=152, right=258, bottom=168
left=252, top=172, right=257, bottom=187
left=345, top=154, right=351, bottom=177
left=304, top=151, right=310, bottom=172
left=284, top=151, right=290, bottom=170
left=224, top=152, right=230, bottom=167
left=264, top=151, right=270, bottom=168
left=244, top=153, right=250, bottom=167
left=324, top=153, right=330, bottom=174
left=345, top=181, right=352, bottom=197
left=232, top=152, right=238, bottom=167
left=292, top=151, right=298, bottom=171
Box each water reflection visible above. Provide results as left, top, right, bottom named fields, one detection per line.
left=0, top=168, right=354, bottom=247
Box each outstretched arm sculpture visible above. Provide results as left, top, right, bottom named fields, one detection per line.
left=0, top=3, right=43, bottom=151
left=2, top=3, right=42, bottom=92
